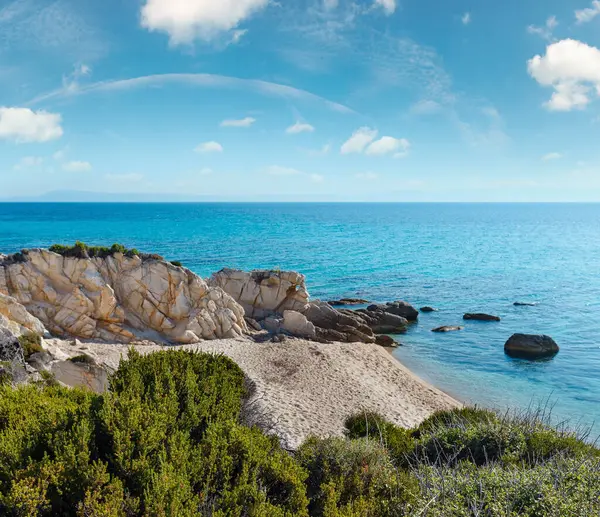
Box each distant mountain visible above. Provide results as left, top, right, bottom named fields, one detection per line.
left=0, top=190, right=226, bottom=203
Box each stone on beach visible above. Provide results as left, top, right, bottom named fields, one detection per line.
left=504, top=333, right=559, bottom=359
left=463, top=313, right=501, bottom=322
left=432, top=325, right=464, bottom=332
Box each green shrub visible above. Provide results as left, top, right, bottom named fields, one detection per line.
left=170, top=261, right=183, bottom=267
left=416, top=406, right=499, bottom=435
left=69, top=354, right=96, bottom=365
left=18, top=333, right=43, bottom=359
left=297, top=436, right=417, bottom=516
left=48, top=243, right=155, bottom=261
left=344, top=412, right=416, bottom=467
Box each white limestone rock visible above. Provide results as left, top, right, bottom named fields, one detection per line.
left=208, top=268, right=310, bottom=320
left=0, top=249, right=247, bottom=344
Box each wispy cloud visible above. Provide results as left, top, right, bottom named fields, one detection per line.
left=28, top=73, right=355, bottom=114
left=527, top=16, right=558, bottom=42
left=341, top=127, right=410, bottom=156
left=104, top=173, right=144, bottom=183
left=220, top=116, right=256, bottom=127
left=461, top=12, right=471, bottom=25
left=13, top=156, right=43, bottom=170
left=542, top=152, right=563, bottom=161
left=195, top=141, right=223, bottom=153
left=267, top=165, right=324, bottom=183
left=286, top=121, right=315, bottom=134
left=62, top=160, right=91, bottom=172
left=575, top=1, right=600, bottom=24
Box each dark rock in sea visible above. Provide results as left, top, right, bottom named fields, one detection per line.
left=432, top=326, right=463, bottom=333
left=368, top=301, right=419, bottom=322
left=348, top=308, right=408, bottom=334
left=0, top=328, right=24, bottom=364
left=504, top=334, right=559, bottom=359
left=375, top=335, right=400, bottom=348
left=463, top=313, right=501, bottom=322
left=420, top=306, right=437, bottom=313
left=327, top=298, right=370, bottom=306
left=514, top=302, right=538, bottom=307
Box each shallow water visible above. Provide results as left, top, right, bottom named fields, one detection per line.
left=1, top=202, right=598, bottom=430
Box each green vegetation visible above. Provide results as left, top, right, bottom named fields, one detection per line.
left=0, top=351, right=598, bottom=516
left=68, top=354, right=96, bottom=365
left=17, top=333, right=43, bottom=359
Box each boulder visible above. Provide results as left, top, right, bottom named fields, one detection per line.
left=281, top=310, right=317, bottom=339
left=244, top=317, right=263, bottom=332
left=348, top=308, right=408, bottom=334
left=327, top=298, right=369, bottom=306
left=0, top=249, right=247, bottom=344
left=208, top=268, right=309, bottom=320
left=303, top=302, right=375, bottom=343
left=368, top=301, right=419, bottom=322
left=432, top=326, right=463, bottom=333
left=420, top=306, right=437, bottom=313
left=375, top=335, right=400, bottom=347
left=463, top=313, right=501, bottom=322
left=504, top=334, right=559, bottom=359
left=50, top=360, right=109, bottom=393
left=0, top=328, right=24, bottom=364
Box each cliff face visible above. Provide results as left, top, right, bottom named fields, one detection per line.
left=0, top=250, right=247, bottom=343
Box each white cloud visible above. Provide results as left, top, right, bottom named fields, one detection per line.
left=62, top=161, right=92, bottom=172
left=62, top=63, right=92, bottom=93
left=140, top=0, right=270, bottom=44
left=220, top=116, right=256, bottom=127
left=575, top=1, right=600, bottom=24
left=527, top=16, right=558, bottom=42
left=308, top=143, right=331, bottom=156
left=105, top=173, right=144, bottom=182
left=528, top=39, right=600, bottom=111
left=230, top=29, right=247, bottom=44
left=286, top=121, right=315, bottom=134
left=310, top=173, right=324, bottom=183
left=366, top=136, right=410, bottom=156
left=462, top=12, right=471, bottom=25
left=53, top=148, right=68, bottom=161
left=341, top=127, right=378, bottom=154
left=195, top=141, right=223, bottom=153
left=267, top=165, right=302, bottom=176
left=542, top=152, right=563, bottom=161
left=355, top=172, right=378, bottom=180
left=199, top=167, right=213, bottom=175
left=374, top=0, right=396, bottom=15
left=0, top=107, right=63, bottom=143
left=13, top=156, right=43, bottom=170
left=410, top=100, right=442, bottom=115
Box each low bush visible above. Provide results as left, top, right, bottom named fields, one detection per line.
left=18, top=333, right=43, bottom=358
left=48, top=242, right=161, bottom=261
left=344, top=412, right=416, bottom=467
left=416, top=406, right=499, bottom=435
left=297, top=436, right=417, bottom=516
left=69, top=354, right=96, bottom=365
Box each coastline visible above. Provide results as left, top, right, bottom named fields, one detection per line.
left=46, top=336, right=460, bottom=450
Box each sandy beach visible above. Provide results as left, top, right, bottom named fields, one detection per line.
left=46, top=336, right=460, bottom=450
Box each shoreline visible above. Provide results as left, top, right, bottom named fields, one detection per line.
left=46, top=336, right=461, bottom=450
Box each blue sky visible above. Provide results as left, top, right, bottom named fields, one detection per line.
left=1, top=0, right=600, bottom=201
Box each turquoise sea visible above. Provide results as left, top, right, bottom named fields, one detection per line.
left=1, top=203, right=599, bottom=431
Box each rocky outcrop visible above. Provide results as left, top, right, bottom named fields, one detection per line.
left=375, top=335, right=400, bottom=348
left=344, top=308, right=407, bottom=334
left=0, top=293, right=47, bottom=338
left=432, top=326, right=463, bottom=332
left=0, top=328, right=24, bottom=363
left=327, top=298, right=369, bottom=306
left=463, top=313, right=501, bottom=322
left=504, top=334, right=559, bottom=359
left=303, top=302, right=375, bottom=343
left=208, top=269, right=309, bottom=320
left=281, top=310, right=317, bottom=340
left=368, top=301, right=419, bottom=322
left=0, top=249, right=246, bottom=344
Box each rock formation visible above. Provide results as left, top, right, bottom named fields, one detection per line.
left=432, top=326, right=463, bottom=332
left=504, top=334, right=559, bottom=359
left=420, top=306, right=437, bottom=313
left=0, top=249, right=247, bottom=344
left=463, top=313, right=501, bottom=322
left=368, top=301, right=419, bottom=322
left=327, top=298, right=370, bottom=306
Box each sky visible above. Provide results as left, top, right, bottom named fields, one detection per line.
left=1, top=0, right=600, bottom=202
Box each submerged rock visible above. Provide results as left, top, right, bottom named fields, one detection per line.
left=514, top=302, right=538, bottom=307
left=432, top=326, right=463, bottom=333
left=504, top=334, right=559, bottom=359
left=463, top=313, right=501, bottom=322
left=420, top=306, right=437, bottom=313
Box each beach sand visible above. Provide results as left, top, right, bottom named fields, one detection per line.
left=46, top=337, right=460, bottom=450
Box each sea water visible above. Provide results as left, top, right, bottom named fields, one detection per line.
left=1, top=202, right=599, bottom=430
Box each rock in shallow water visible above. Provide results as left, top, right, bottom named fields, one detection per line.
left=375, top=335, right=400, bottom=347
left=514, top=302, right=538, bottom=307
left=368, top=301, right=419, bottom=322
left=504, top=333, right=559, bottom=359
left=463, top=313, right=501, bottom=322
left=420, top=306, right=437, bottom=313
left=327, top=298, right=370, bottom=306
left=432, top=325, right=463, bottom=332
